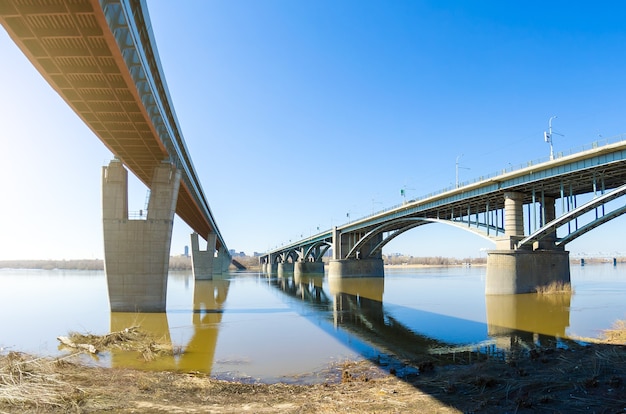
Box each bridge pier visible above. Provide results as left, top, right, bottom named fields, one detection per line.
left=190, top=232, right=215, bottom=280
left=103, top=159, right=181, bottom=312
left=294, top=261, right=324, bottom=278
left=328, top=258, right=384, bottom=278
left=277, top=262, right=294, bottom=277
left=266, top=263, right=278, bottom=275
left=212, top=247, right=230, bottom=275
left=487, top=192, right=570, bottom=294
left=486, top=250, right=570, bottom=294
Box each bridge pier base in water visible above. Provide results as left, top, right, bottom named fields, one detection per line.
left=277, top=262, right=294, bottom=277
left=102, top=159, right=181, bottom=312
left=294, top=261, right=324, bottom=278
left=190, top=232, right=215, bottom=280
left=328, top=258, right=384, bottom=278
left=485, top=250, right=570, bottom=295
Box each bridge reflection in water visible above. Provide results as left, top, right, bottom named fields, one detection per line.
left=486, top=293, right=572, bottom=350
left=107, top=271, right=573, bottom=375
left=271, top=272, right=573, bottom=364
left=108, top=277, right=230, bottom=373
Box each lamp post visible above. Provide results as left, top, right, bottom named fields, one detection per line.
left=545, top=115, right=557, bottom=160
left=455, top=154, right=469, bottom=188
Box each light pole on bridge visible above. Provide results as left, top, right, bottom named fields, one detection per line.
left=544, top=116, right=563, bottom=160
left=455, top=154, right=470, bottom=188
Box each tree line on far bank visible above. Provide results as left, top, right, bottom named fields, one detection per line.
left=2, top=254, right=623, bottom=272
left=0, top=256, right=194, bottom=271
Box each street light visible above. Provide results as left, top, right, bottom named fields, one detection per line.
left=544, top=116, right=562, bottom=160
left=455, top=154, right=469, bottom=188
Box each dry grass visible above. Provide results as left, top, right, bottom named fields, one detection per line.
left=2, top=325, right=626, bottom=412
left=534, top=280, right=572, bottom=294
left=0, top=352, right=85, bottom=410
left=601, top=320, right=626, bottom=344
left=59, top=326, right=180, bottom=360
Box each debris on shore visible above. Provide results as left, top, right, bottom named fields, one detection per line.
left=56, top=326, right=178, bottom=361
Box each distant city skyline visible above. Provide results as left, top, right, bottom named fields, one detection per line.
left=2, top=1, right=626, bottom=260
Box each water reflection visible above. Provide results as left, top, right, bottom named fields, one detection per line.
left=272, top=273, right=575, bottom=363
left=485, top=293, right=572, bottom=350
left=109, top=312, right=176, bottom=371
left=271, top=273, right=450, bottom=363
left=108, top=276, right=230, bottom=373
left=178, top=277, right=230, bottom=372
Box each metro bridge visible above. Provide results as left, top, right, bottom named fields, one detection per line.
left=260, top=135, right=626, bottom=294
left=0, top=0, right=228, bottom=311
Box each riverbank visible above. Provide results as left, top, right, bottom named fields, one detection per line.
left=2, top=335, right=625, bottom=413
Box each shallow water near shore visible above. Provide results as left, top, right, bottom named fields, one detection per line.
left=1, top=264, right=625, bottom=383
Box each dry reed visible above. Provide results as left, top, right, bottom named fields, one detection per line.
left=534, top=280, right=572, bottom=294
left=0, top=352, right=84, bottom=410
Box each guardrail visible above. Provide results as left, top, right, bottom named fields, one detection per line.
left=355, top=134, right=626, bottom=223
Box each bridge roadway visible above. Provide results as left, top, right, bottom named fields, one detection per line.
left=0, top=0, right=228, bottom=311
left=261, top=135, right=626, bottom=294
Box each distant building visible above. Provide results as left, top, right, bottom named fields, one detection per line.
left=184, top=245, right=189, bottom=257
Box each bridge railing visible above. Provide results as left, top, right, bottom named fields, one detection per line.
left=353, top=134, right=626, bottom=223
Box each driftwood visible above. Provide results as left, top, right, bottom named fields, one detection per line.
left=56, top=336, right=98, bottom=354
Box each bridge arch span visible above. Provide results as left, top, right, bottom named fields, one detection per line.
left=303, top=241, right=332, bottom=262
left=346, top=217, right=497, bottom=259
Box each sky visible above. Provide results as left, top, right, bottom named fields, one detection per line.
left=2, top=0, right=626, bottom=260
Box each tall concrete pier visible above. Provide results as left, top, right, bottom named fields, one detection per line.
left=103, top=159, right=181, bottom=312
left=191, top=232, right=215, bottom=280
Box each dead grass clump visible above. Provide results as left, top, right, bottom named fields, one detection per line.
left=601, top=319, right=626, bottom=344
left=535, top=281, right=572, bottom=294
left=58, top=326, right=179, bottom=361
left=0, top=352, right=84, bottom=410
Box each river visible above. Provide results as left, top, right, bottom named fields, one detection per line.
left=1, top=264, right=625, bottom=383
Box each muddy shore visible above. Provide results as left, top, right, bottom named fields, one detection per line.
left=2, top=337, right=626, bottom=413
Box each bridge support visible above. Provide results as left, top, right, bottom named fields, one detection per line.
left=190, top=232, right=215, bottom=280
left=294, top=261, right=324, bottom=278
left=487, top=192, right=570, bottom=294
left=213, top=247, right=231, bottom=275
left=486, top=250, right=570, bottom=294
left=103, top=159, right=181, bottom=312
left=328, top=258, right=384, bottom=278
left=329, top=226, right=384, bottom=278
left=277, top=262, right=294, bottom=277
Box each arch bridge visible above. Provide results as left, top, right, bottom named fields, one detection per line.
left=261, top=136, right=626, bottom=294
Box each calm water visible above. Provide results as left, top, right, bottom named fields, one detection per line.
left=1, top=264, right=625, bottom=383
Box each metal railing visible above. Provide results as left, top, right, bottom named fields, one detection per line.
left=355, top=134, right=626, bottom=223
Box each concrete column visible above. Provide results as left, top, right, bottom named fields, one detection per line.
left=190, top=232, right=215, bottom=280
left=332, top=226, right=341, bottom=259
left=496, top=192, right=525, bottom=250
left=103, top=160, right=181, bottom=312
left=212, top=247, right=231, bottom=275
left=265, top=254, right=278, bottom=276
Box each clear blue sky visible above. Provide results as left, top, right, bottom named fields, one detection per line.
left=2, top=0, right=626, bottom=260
